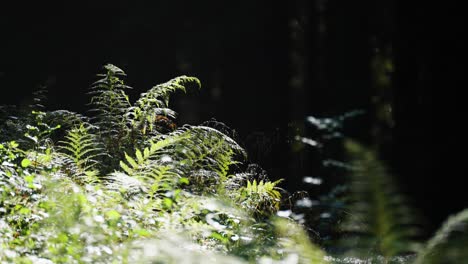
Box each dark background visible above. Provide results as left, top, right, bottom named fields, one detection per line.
left=0, top=1, right=463, bottom=234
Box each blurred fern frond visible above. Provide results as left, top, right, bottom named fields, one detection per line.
left=339, top=139, right=420, bottom=261
left=273, top=217, right=328, bottom=264
left=414, top=209, right=468, bottom=264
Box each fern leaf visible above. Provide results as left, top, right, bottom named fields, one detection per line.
left=127, top=76, right=200, bottom=136
left=144, top=75, right=201, bottom=107
left=135, top=149, right=144, bottom=164
left=103, top=64, right=126, bottom=76
left=415, top=209, right=468, bottom=263
left=88, top=64, right=132, bottom=167
left=119, top=160, right=134, bottom=175
left=58, top=123, right=102, bottom=179
left=339, top=139, right=420, bottom=260
left=274, top=218, right=327, bottom=263
left=124, top=153, right=139, bottom=169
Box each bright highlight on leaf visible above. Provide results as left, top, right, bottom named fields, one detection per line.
left=21, top=158, right=31, bottom=167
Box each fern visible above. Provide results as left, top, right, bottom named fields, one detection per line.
left=273, top=218, right=328, bottom=264
left=414, top=209, right=468, bottom=264
left=126, top=76, right=200, bottom=136
left=88, top=64, right=132, bottom=167
left=117, top=124, right=245, bottom=197
left=338, top=139, right=420, bottom=261
left=238, top=179, right=283, bottom=217
left=89, top=64, right=132, bottom=132
left=138, top=75, right=201, bottom=108
left=119, top=132, right=189, bottom=176
left=58, top=123, right=102, bottom=183
left=1, top=65, right=333, bottom=263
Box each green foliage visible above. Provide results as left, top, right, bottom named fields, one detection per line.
left=273, top=217, right=327, bottom=264
left=238, top=179, right=283, bottom=217
left=4, top=64, right=466, bottom=263
left=1, top=65, right=325, bottom=263
left=338, top=140, right=420, bottom=261
left=87, top=64, right=132, bottom=169
left=58, top=123, right=102, bottom=183
left=414, top=209, right=468, bottom=264
left=127, top=75, right=200, bottom=136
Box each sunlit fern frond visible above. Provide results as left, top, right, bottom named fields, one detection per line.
left=237, top=179, right=283, bottom=217
left=87, top=64, right=132, bottom=168
left=338, top=139, right=420, bottom=261
left=179, top=125, right=247, bottom=159
left=144, top=165, right=181, bottom=198
left=88, top=64, right=131, bottom=135
left=171, top=125, right=247, bottom=194
left=116, top=124, right=247, bottom=197
left=89, top=64, right=131, bottom=115
left=119, top=132, right=190, bottom=177
left=138, top=75, right=201, bottom=108
left=126, top=76, right=200, bottom=136
left=414, top=209, right=468, bottom=264
left=149, top=125, right=247, bottom=174
left=58, top=123, right=103, bottom=183
left=116, top=132, right=191, bottom=198
left=126, top=106, right=178, bottom=137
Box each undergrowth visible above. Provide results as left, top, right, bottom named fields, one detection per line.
left=0, top=64, right=465, bottom=263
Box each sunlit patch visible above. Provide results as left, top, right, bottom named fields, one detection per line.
left=277, top=209, right=292, bottom=218
left=94, top=215, right=105, bottom=223
left=303, top=176, right=322, bottom=185
left=161, top=155, right=172, bottom=163
left=240, top=236, right=253, bottom=242
left=206, top=213, right=226, bottom=230
left=320, top=212, right=331, bottom=219
left=291, top=213, right=305, bottom=221
left=295, top=197, right=318, bottom=208
left=295, top=135, right=319, bottom=147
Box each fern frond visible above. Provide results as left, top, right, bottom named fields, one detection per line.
left=238, top=179, right=283, bottom=217
left=274, top=218, right=327, bottom=263
left=102, top=63, right=127, bottom=76
left=339, top=139, right=420, bottom=260
left=414, top=209, right=468, bottom=263
left=58, top=124, right=103, bottom=182
left=88, top=64, right=132, bottom=168
left=117, top=124, right=247, bottom=198
left=140, top=75, right=201, bottom=108
left=119, top=133, right=190, bottom=176
left=127, top=76, right=200, bottom=136
left=190, top=125, right=246, bottom=159
left=171, top=125, right=246, bottom=195
left=116, top=132, right=194, bottom=198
